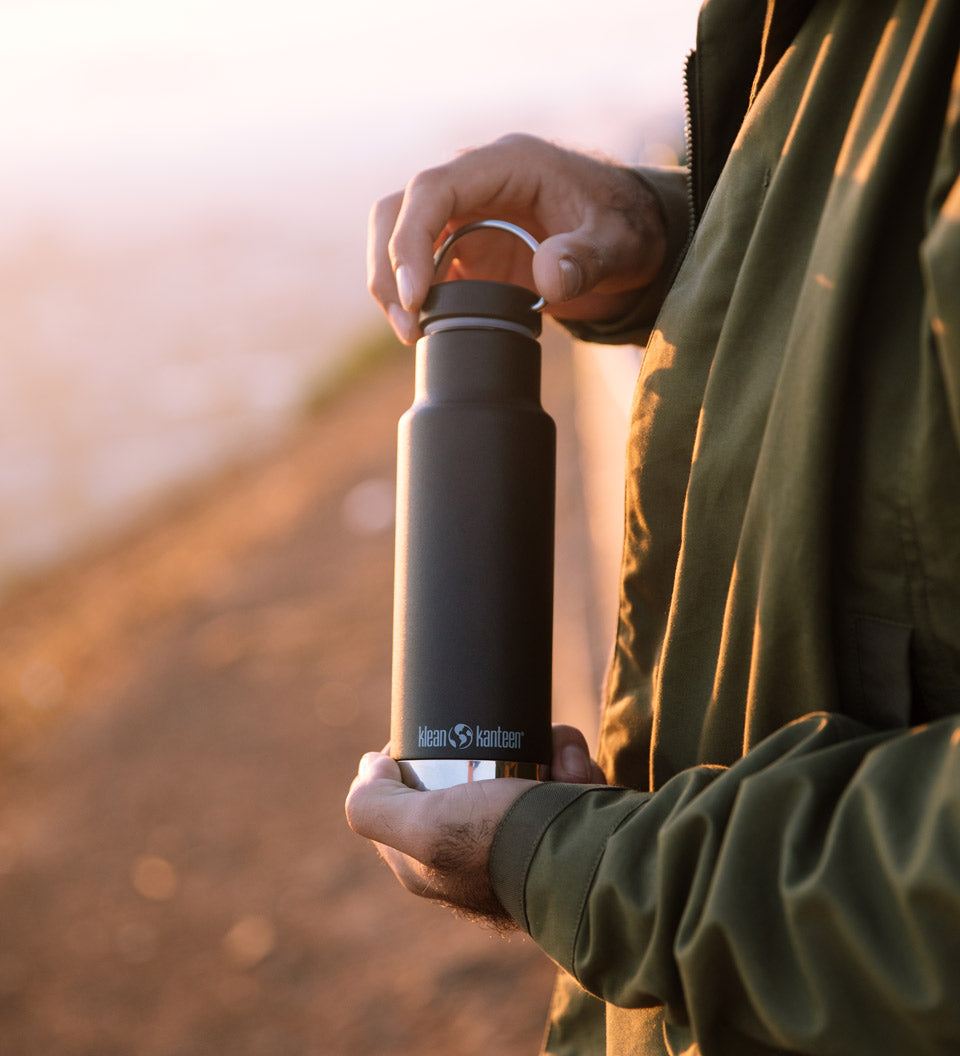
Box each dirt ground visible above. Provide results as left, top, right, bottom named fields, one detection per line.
left=0, top=328, right=608, bottom=1055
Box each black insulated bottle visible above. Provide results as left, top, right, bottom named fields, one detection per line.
left=391, top=226, right=555, bottom=790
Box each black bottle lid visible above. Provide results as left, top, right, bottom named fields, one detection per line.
left=419, top=279, right=543, bottom=338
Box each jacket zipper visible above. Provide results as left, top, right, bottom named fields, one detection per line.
left=682, top=46, right=700, bottom=241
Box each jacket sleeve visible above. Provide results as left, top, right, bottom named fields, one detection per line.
left=489, top=711, right=960, bottom=1053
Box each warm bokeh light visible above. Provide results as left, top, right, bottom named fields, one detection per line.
left=0, top=0, right=699, bottom=590
left=0, top=5, right=700, bottom=1053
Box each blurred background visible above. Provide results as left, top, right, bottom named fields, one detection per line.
left=0, top=1, right=700, bottom=1053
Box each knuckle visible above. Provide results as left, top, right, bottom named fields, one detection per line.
left=343, top=793, right=362, bottom=833
left=366, top=267, right=386, bottom=301
left=493, top=131, right=542, bottom=152
left=344, top=785, right=371, bottom=836
left=402, top=164, right=449, bottom=206
left=370, top=188, right=402, bottom=220
left=385, top=229, right=403, bottom=271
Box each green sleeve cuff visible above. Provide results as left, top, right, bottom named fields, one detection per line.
left=489, top=782, right=650, bottom=966
left=561, top=165, right=692, bottom=346
left=489, top=782, right=596, bottom=930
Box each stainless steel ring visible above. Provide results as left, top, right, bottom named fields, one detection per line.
left=397, top=758, right=549, bottom=790
left=432, top=220, right=546, bottom=312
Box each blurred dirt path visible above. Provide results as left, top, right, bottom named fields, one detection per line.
left=0, top=327, right=605, bottom=1055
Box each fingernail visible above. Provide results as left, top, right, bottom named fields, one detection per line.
left=560, top=744, right=591, bottom=782
left=558, top=257, right=582, bottom=301
left=389, top=303, right=415, bottom=343
left=396, top=264, right=415, bottom=311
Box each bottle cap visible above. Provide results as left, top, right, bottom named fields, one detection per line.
left=419, top=279, right=543, bottom=337
left=420, top=219, right=544, bottom=338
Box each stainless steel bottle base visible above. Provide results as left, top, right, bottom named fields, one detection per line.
left=397, top=758, right=549, bottom=790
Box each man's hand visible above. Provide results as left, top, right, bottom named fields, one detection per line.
left=345, top=725, right=606, bottom=930
left=367, top=133, right=668, bottom=344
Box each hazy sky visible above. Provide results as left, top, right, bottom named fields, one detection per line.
left=0, top=0, right=702, bottom=214
left=0, top=0, right=705, bottom=582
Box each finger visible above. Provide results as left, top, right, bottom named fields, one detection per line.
left=346, top=747, right=537, bottom=862
left=367, top=192, right=420, bottom=344
left=345, top=751, right=423, bottom=847
left=345, top=751, right=483, bottom=866
left=387, top=167, right=456, bottom=317
left=345, top=750, right=534, bottom=922
left=534, top=213, right=661, bottom=307
left=387, top=136, right=549, bottom=313
left=550, top=725, right=607, bottom=784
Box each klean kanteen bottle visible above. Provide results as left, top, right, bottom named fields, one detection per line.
left=391, top=221, right=555, bottom=790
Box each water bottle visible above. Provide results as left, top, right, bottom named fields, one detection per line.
left=391, top=221, right=555, bottom=790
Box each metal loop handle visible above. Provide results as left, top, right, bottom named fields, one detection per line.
left=432, top=220, right=546, bottom=311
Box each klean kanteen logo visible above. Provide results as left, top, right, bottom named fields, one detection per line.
left=417, top=724, right=525, bottom=751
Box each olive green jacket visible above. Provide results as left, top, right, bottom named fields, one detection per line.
left=489, top=1, right=960, bottom=1053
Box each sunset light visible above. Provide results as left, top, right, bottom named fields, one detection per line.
left=0, top=3, right=700, bottom=1052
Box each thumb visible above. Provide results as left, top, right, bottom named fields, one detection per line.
left=550, top=725, right=607, bottom=785
left=532, top=231, right=596, bottom=304
left=534, top=220, right=638, bottom=305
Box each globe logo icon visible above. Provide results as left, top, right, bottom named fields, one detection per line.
left=450, top=723, right=474, bottom=750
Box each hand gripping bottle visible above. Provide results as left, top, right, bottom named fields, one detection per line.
left=391, top=221, right=555, bottom=790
